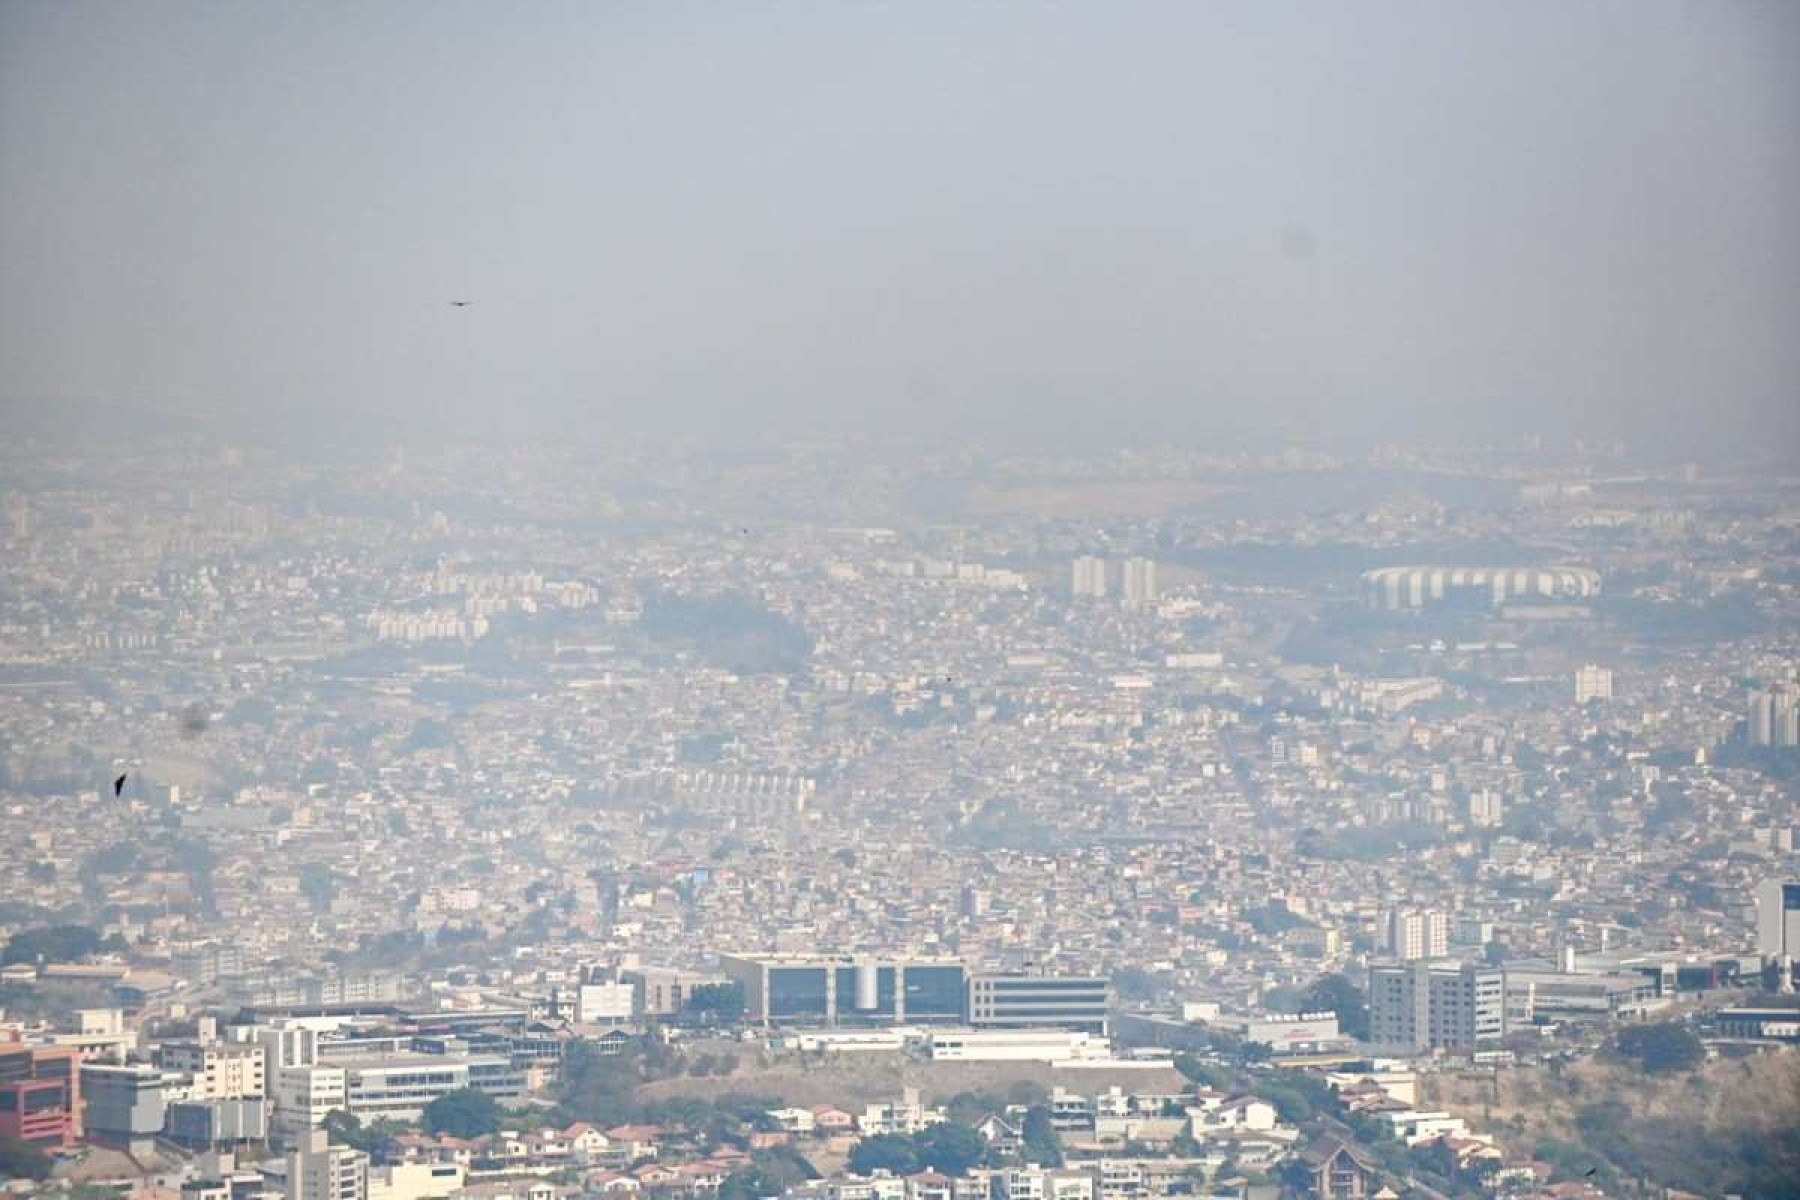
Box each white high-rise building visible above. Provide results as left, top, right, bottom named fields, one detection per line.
left=280, top=1128, right=368, bottom=1200
left=1368, top=960, right=1507, bottom=1052
left=1575, top=664, right=1613, bottom=704
left=1071, top=557, right=1107, bottom=599
left=1756, top=879, right=1800, bottom=963
left=1466, top=790, right=1504, bottom=828
left=1385, top=910, right=1450, bottom=961
left=1121, top=557, right=1158, bottom=607
left=269, top=1065, right=346, bottom=1147
left=1749, top=684, right=1799, bottom=748
left=158, top=1042, right=266, bottom=1101
left=575, top=978, right=634, bottom=1025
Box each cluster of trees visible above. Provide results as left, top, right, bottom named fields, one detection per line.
left=848, top=1123, right=993, bottom=1177
left=717, top=1145, right=818, bottom=1200
left=1298, top=973, right=1370, bottom=1041
left=1, top=924, right=125, bottom=965
left=1555, top=1096, right=1800, bottom=1199
left=0, top=1136, right=52, bottom=1181
left=639, top=588, right=814, bottom=676
left=555, top=1038, right=655, bottom=1128
left=553, top=1037, right=765, bottom=1136
left=416, top=1089, right=504, bottom=1138
left=1611, top=1022, right=1704, bottom=1074
left=686, top=1051, right=740, bottom=1077
left=324, top=1109, right=412, bottom=1155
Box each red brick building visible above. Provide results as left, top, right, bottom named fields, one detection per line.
left=0, top=1041, right=81, bottom=1148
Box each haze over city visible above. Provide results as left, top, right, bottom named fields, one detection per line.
left=3, top=1, right=1798, bottom=450
left=1, top=5, right=1799, bottom=1200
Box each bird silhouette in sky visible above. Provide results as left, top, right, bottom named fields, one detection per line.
left=450, top=301, right=472, bottom=308
left=113, top=773, right=127, bottom=797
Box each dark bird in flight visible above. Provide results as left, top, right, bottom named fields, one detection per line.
left=450, top=301, right=472, bottom=307
left=1584, top=1168, right=1598, bottom=1177
left=113, top=773, right=127, bottom=797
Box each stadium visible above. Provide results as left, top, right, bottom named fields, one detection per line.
left=1362, top=565, right=1601, bottom=611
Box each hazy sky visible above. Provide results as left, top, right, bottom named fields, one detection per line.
left=2, top=1, right=1796, bottom=451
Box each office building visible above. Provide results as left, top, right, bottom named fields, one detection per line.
left=271, top=1064, right=347, bottom=1146
left=960, top=886, right=988, bottom=919
left=923, top=1029, right=1112, bottom=1062
left=1120, top=558, right=1158, bottom=607
left=368, top=1161, right=465, bottom=1200
left=622, top=967, right=718, bottom=1018
left=720, top=954, right=967, bottom=1026
left=1071, top=557, right=1107, bottom=599
left=1384, top=910, right=1450, bottom=961
left=1711, top=1006, right=1800, bottom=1044
left=1757, top=879, right=1800, bottom=969
left=967, top=974, right=1111, bottom=1035
left=257, top=1022, right=321, bottom=1071
left=275, top=1127, right=369, bottom=1200
left=167, top=1097, right=269, bottom=1149
left=1501, top=967, right=1661, bottom=1022
left=1575, top=664, right=1613, bottom=704
left=1466, top=790, right=1503, bottom=828
left=80, top=1063, right=167, bottom=1149
left=574, top=978, right=634, bottom=1026
left=1368, top=961, right=1506, bottom=1052
left=0, top=1042, right=80, bottom=1148
left=160, top=1041, right=266, bottom=1100
left=1229, top=1012, right=1343, bottom=1052
left=1749, top=685, right=1800, bottom=748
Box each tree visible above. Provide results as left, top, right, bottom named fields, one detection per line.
left=945, top=1089, right=1009, bottom=1127
left=423, top=1088, right=503, bottom=1138
left=1021, top=1106, right=1063, bottom=1167
left=1112, top=967, right=1164, bottom=1003
left=2, top=924, right=104, bottom=965
left=1249, top=1070, right=1339, bottom=1126
left=749, top=1145, right=818, bottom=1190
left=848, top=1133, right=921, bottom=1176
left=1172, top=1053, right=1237, bottom=1091
left=718, top=1167, right=781, bottom=1200
left=0, top=1136, right=52, bottom=1181
left=323, top=1109, right=407, bottom=1156
left=1005, top=1080, right=1048, bottom=1107
left=1300, top=973, right=1370, bottom=1040
left=1614, top=1022, right=1704, bottom=1074
left=556, top=1038, right=640, bottom=1126
left=323, top=1108, right=367, bottom=1149
left=298, top=864, right=336, bottom=914
left=914, top=1122, right=987, bottom=1176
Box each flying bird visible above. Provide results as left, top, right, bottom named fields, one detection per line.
left=449, top=301, right=472, bottom=308
left=113, top=773, right=127, bottom=797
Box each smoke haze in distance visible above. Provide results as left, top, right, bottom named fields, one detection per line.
left=2, top=1, right=1796, bottom=453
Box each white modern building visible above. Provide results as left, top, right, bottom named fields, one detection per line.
left=923, top=1028, right=1112, bottom=1062
left=1757, top=878, right=1800, bottom=975
left=1384, top=910, right=1450, bottom=962
left=1368, top=961, right=1506, bottom=1053
left=270, top=1064, right=346, bottom=1146
left=269, top=1127, right=368, bottom=1200
left=1072, top=557, right=1107, bottom=599
left=1575, top=664, right=1613, bottom=704
left=159, top=1042, right=266, bottom=1101
left=1120, top=558, right=1158, bottom=607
